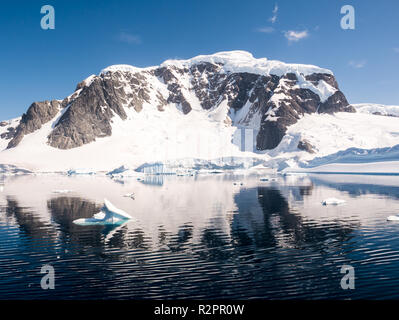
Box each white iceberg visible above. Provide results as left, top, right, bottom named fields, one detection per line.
left=176, top=168, right=195, bottom=176
left=73, top=199, right=132, bottom=225
left=67, top=168, right=96, bottom=176
left=387, top=215, right=399, bottom=221
left=321, top=198, right=346, bottom=206
left=107, top=165, right=144, bottom=178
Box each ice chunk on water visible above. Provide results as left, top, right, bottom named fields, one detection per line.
left=387, top=215, right=399, bottom=221
left=92, top=211, right=105, bottom=220
left=67, top=169, right=95, bottom=176
left=321, top=198, right=346, bottom=205
left=73, top=199, right=132, bottom=225
left=107, top=166, right=144, bottom=178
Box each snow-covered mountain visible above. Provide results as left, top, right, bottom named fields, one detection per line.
left=352, top=103, right=399, bottom=117
left=0, top=51, right=398, bottom=173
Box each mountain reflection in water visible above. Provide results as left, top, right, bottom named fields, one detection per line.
left=1, top=174, right=399, bottom=299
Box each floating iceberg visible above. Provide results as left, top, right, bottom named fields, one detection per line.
left=73, top=199, right=132, bottom=225
left=0, top=164, right=32, bottom=176
left=176, top=168, right=195, bottom=176
left=106, top=165, right=144, bottom=178
left=387, top=215, right=399, bottom=221
left=67, top=169, right=96, bottom=176
left=321, top=198, right=346, bottom=206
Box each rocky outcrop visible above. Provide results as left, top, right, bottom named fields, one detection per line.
left=297, top=140, right=315, bottom=153
left=0, top=127, right=16, bottom=140
left=7, top=100, right=60, bottom=148
left=318, top=91, right=355, bottom=114
left=256, top=73, right=353, bottom=150
left=4, top=52, right=354, bottom=151
left=48, top=71, right=157, bottom=149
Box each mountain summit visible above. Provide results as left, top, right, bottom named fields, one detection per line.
left=0, top=51, right=357, bottom=172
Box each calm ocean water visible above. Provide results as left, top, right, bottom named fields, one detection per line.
left=1, top=173, right=399, bottom=299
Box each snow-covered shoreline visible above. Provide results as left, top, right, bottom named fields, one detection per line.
left=2, top=110, right=399, bottom=174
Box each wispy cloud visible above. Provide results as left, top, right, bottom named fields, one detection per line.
left=117, top=31, right=141, bottom=44
left=256, top=26, right=275, bottom=34
left=269, top=3, right=278, bottom=24
left=284, top=30, right=309, bottom=42
left=348, top=60, right=367, bottom=69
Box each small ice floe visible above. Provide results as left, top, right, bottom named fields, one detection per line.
left=387, top=215, right=399, bottom=221
left=52, top=189, right=72, bottom=194
left=175, top=168, right=195, bottom=176
left=283, top=172, right=308, bottom=177
left=107, top=165, right=145, bottom=179
left=209, top=170, right=224, bottom=174
left=123, top=193, right=135, bottom=199
left=67, top=168, right=96, bottom=176
left=321, top=198, right=346, bottom=206
left=73, top=199, right=132, bottom=225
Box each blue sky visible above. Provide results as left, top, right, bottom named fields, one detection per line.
left=1, top=0, right=399, bottom=120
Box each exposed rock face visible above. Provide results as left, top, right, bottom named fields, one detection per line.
left=256, top=73, right=354, bottom=150
left=49, top=76, right=123, bottom=149
left=0, top=127, right=16, bottom=140
left=4, top=51, right=354, bottom=151
left=7, top=100, right=60, bottom=148
left=318, top=91, right=355, bottom=114
left=297, top=140, right=316, bottom=154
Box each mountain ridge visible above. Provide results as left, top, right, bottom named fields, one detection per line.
left=2, top=50, right=353, bottom=154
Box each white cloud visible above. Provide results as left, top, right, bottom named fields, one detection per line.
left=284, top=30, right=309, bottom=42
left=256, top=27, right=275, bottom=33
left=117, top=32, right=141, bottom=44
left=348, top=60, right=367, bottom=68
left=269, top=3, right=278, bottom=24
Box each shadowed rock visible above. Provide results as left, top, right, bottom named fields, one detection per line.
left=7, top=100, right=60, bottom=148
left=297, top=140, right=316, bottom=153
left=256, top=74, right=353, bottom=150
